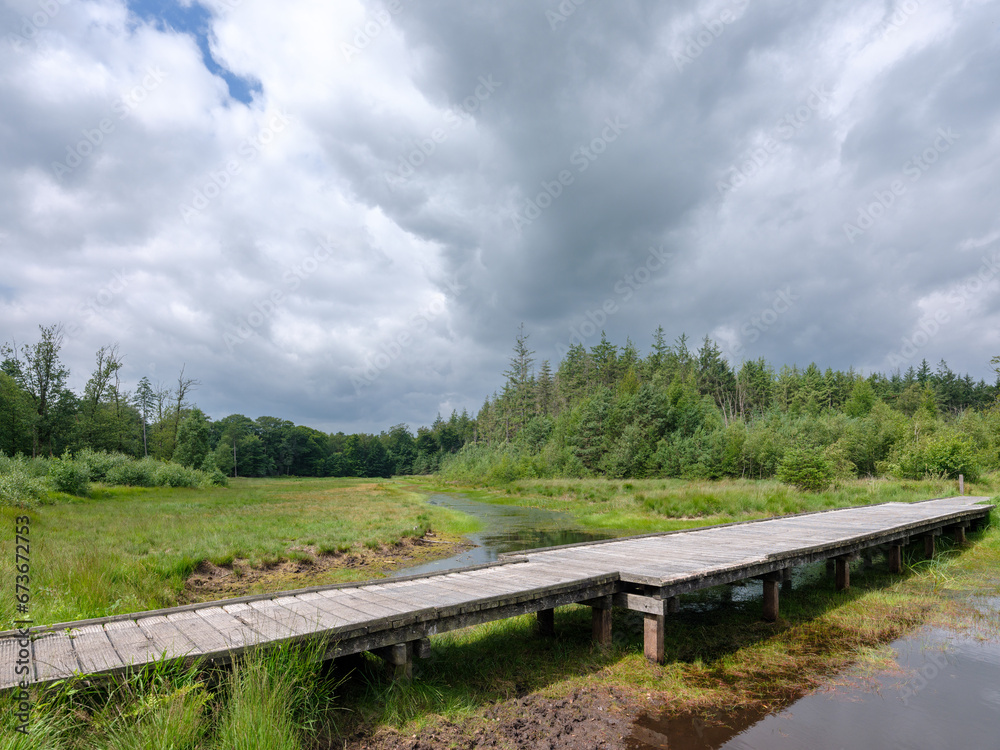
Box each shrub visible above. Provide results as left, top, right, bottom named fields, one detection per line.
left=47, top=452, right=90, bottom=496
left=0, top=456, right=49, bottom=508
left=777, top=448, right=834, bottom=492
left=153, top=462, right=200, bottom=488
left=105, top=459, right=157, bottom=487
left=899, top=433, right=980, bottom=482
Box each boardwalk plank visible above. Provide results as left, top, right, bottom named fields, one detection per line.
left=137, top=616, right=199, bottom=659
left=69, top=625, right=124, bottom=675
left=0, top=636, right=26, bottom=690
left=32, top=631, right=79, bottom=682
left=224, top=602, right=302, bottom=643
left=166, top=611, right=244, bottom=655
left=104, top=620, right=155, bottom=667
left=244, top=600, right=321, bottom=638
left=194, top=607, right=264, bottom=650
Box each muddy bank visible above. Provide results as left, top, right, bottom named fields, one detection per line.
left=179, top=533, right=472, bottom=603
left=344, top=687, right=647, bottom=750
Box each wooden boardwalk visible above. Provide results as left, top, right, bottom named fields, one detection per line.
left=1, top=495, right=992, bottom=689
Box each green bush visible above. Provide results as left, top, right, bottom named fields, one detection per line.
left=105, top=457, right=157, bottom=487
left=0, top=455, right=50, bottom=508
left=47, top=452, right=90, bottom=496
left=777, top=448, right=834, bottom=492
left=153, top=462, right=201, bottom=488
left=899, top=433, right=980, bottom=482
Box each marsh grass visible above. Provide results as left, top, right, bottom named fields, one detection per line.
left=430, top=475, right=996, bottom=533
left=2, top=477, right=995, bottom=746
left=0, top=478, right=480, bottom=628
left=0, top=641, right=341, bottom=750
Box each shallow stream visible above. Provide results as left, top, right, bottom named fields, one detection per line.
left=392, top=492, right=620, bottom=577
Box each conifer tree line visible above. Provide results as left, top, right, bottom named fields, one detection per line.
left=5, top=322, right=999, bottom=484
left=444, top=325, right=1000, bottom=484
left=1, top=324, right=473, bottom=477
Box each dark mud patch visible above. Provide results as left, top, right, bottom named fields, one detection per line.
left=179, top=534, right=472, bottom=603
left=344, top=686, right=647, bottom=750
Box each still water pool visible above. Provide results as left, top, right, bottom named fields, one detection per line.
left=629, top=598, right=1000, bottom=750
left=392, top=492, right=620, bottom=577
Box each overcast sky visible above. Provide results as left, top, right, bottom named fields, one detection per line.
left=2, top=0, right=999, bottom=434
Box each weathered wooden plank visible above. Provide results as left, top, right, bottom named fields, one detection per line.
left=166, top=611, right=245, bottom=655
left=244, top=600, right=323, bottom=638
left=68, top=624, right=124, bottom=675
left=33, top=631, right=79, bottom=682
left=0, top=635, right=28, bottom=689
left=194, top=607, right=265, bottom=650
left=297, top=592, right=372, bottom=628
left=103, top=620, right=154, bottom=666
left=224, top=602, right=302, bottom=643
left=137, top=615, right=199, bottom=659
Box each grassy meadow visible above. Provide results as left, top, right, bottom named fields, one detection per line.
left=0, top=474, right=997, bottom=748
left=427, top=473, right=995, bottom=532
left=0, top=477, right=479, bottom=629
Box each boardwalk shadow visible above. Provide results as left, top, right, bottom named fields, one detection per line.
left=334, top=535, right=977, bottom=729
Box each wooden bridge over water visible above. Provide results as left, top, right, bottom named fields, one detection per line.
left=1, top=495, right=993, bottom=688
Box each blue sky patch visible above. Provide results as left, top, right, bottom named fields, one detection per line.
left=127, top=0, right=261, bottom=104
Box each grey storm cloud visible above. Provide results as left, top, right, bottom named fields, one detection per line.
left=2, top=0, right=999, bottom=434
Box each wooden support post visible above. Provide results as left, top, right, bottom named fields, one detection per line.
left=959, top=474, right=964, bottom=495
left=415, top=638, right=432, bottom=659
left=782, top=566, right=793, bottom=593
left=924, top=534, right=936, bottom=559
left=889, top=544, right=903, bottom=574
left=591, top=606, right=613, bottom=648
left=666, top=597, right=679, bottom=614
left=643, top=614, right=665, bottom=664
left=862, top=549, right=873, bottom=569
left=536, top=608, right=555, bottom=636
left=826, top=558, right=836, bottom=577
left=762, top=577, right=780, bottom=622
left=952, top=525, right=967, bottom=545
left=835, top=556, right=850, bottom=591
left=376, top=642, right=412, bottom=681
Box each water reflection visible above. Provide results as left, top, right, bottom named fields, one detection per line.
left=392, top=493, right=620, bottom=577
left=629, top=601, right=1000, bottom=750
